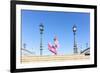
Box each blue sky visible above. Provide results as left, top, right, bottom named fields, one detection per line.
left=21, top=10, right=90, bottom=55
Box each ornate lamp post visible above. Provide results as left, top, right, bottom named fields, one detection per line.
left=39, top=23, right=44, bottom=56
left=23, top=43, right=26, bottom=49
left=72, top=24, right=78, bottom=54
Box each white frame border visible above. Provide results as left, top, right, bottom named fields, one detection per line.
left=16, top=4, right=95, bottom=69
